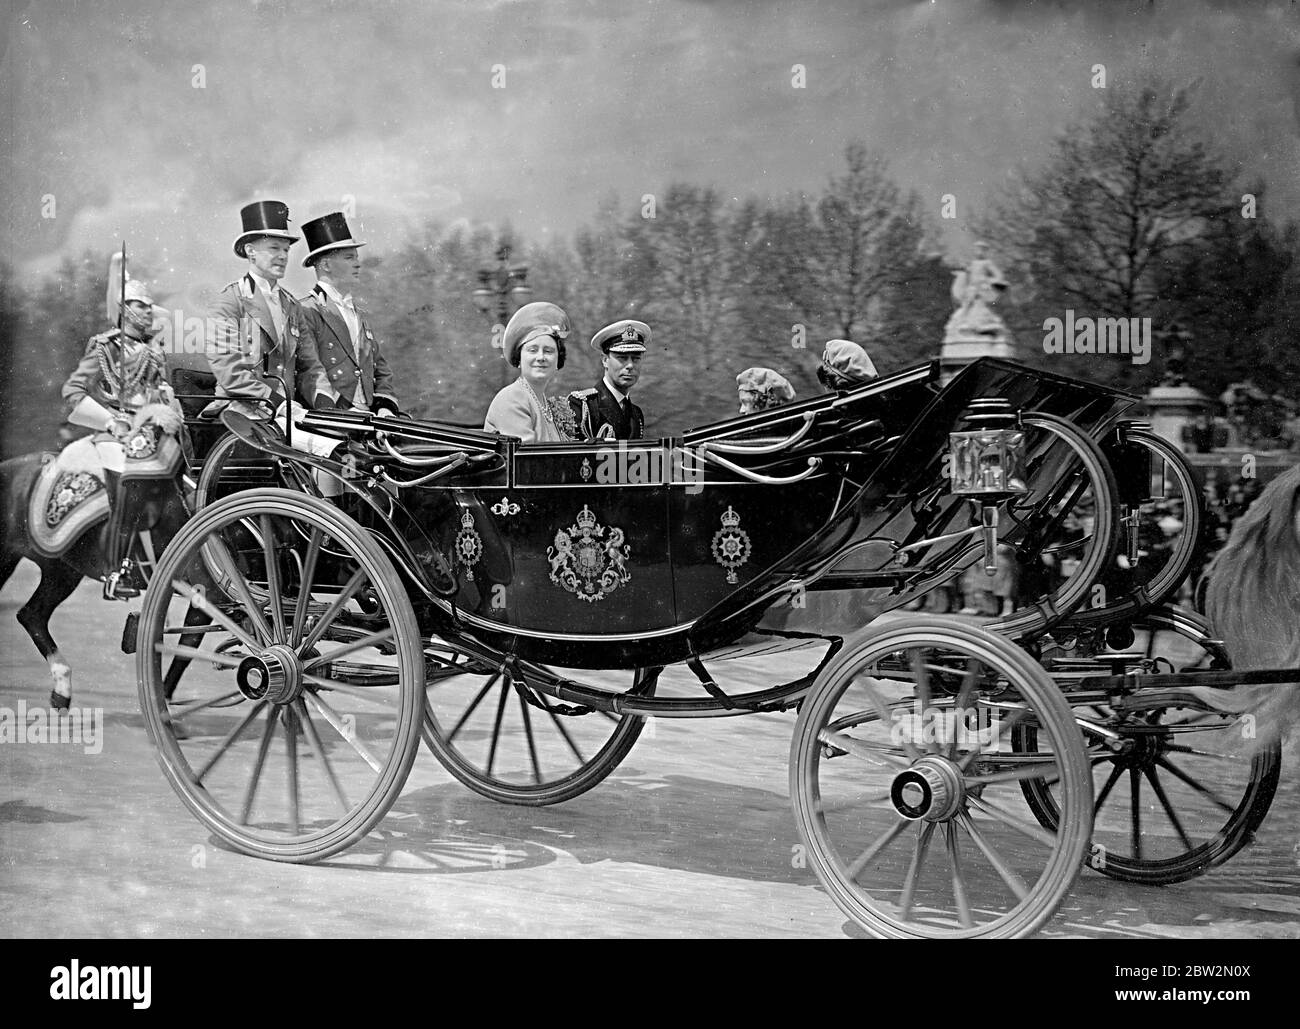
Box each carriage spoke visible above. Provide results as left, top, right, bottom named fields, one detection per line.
left=859, top=676, right=921, bottom=762
left=910, top=650, right=939, bottom=754
left=958, top=811, right=1030, bottom=901
left=964, top=762, right=1062, bottom=786
left=517, top=687, right=543, bottom=785
left=294, top=699, right=350, bottom=816
left=817, top=728, right=908, bottom=770
left=259, top=515, right=288, bottom=644
left=303, top=673, right=399, bottom=707
left=542, top=699, right=587, bottom=765
left=846, top=816, right=910, bottom=879
left=206, top=534, right=274, bottom=645
left=899, top=821, right=937, bottom=920
left=303, top=692, right=384, bottom=774
left=298, top=569, right=369, bottom=655
left=238, top=707, right=279, bottom=825
left=958, top=706, right=1029, bottom=772
left=170, top=689, right=243, bottom=719
left=484, top=675, right=512, bottom=779
left=172, top=580, right=261, bottom=652
left=947, top=658, right=982, bottom=759
left=1144, top=767, right=1194, bottom=851
left=194, top=700, right=267, bottom=783
left=967, top=795, right=1057, bottom=849
left=303, top=629, right=395, bottom=671
left=944, top=821, right=974, bottom=928
left=154, top=642, right=244, bottom=668
left=1093, top=761, right=1124, bottom=816
left=291, top=528, right=324, bottom=647
left=284, top=706, right=300, bottom=836
left=445, top=671, right=502, bottom=743
left=1130, top=767, right=1143, bottom=860
left=1155, top=756, right=1236, bottom=814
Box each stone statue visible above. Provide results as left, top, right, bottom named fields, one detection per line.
left=943, top=242, right=1011, bottom=346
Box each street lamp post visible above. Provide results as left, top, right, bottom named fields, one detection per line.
left=472, top=243, right=533, bottom=390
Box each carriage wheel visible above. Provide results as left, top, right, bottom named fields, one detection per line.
left=987, top=412, right=1122, bottom=641
left=1017, top=607, right=1280, bottom=885
left=790, top=616, right=1091, bottom=939
left=421, top=652, right=652, bottom=806
left=137, top=488, right=424, bottom=861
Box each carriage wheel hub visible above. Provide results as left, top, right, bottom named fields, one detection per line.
left=236, top=645, right=304, bottom=705
left=890, top=757, right=964, bottom=822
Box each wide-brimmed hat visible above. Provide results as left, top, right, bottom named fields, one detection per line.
left=234, top=200, right=299, bottom=258
left=301, top=211, right=366, bottom=267
left=591, top=319, right=650, bottom=354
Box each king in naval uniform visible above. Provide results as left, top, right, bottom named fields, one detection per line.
left=569, top=319, right=650, bottom=441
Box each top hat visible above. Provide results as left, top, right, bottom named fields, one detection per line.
left=301, top=211, right=367, bottom=267
left=591, top=319, right=650, bottom=354
left=233, top=200, right=299, bottom=258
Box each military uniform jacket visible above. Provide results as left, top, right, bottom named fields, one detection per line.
left=62, top=328, right=171, bottom=415
left=298, top=286, right=398, bottom=413
left=202, top=273, right=334, bottom=419
left=569, top=379, right=644, bottom=440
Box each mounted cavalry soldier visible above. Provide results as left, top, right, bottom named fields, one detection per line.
left=60, top=266, right=185, bottom=599
left=202, top=201, right=340, bottom=456
left=297, top=211, right=401, bottom=417
left=569, top=319, right=649, bottom=441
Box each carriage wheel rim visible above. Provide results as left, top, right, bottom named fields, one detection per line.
left=137, top=488, right=423, bottom=861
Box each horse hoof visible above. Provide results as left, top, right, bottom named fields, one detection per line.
left=49, top=691, right=71, bottom=711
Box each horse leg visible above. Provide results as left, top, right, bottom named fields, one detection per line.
left=162, top=602, right=208, bottom=701
left=16, top=559, right=85, bottom=710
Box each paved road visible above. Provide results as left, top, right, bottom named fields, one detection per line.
left=2, top=565, right=1298, bottom=938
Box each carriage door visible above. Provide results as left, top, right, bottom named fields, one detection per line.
left=484, top=440, right=675, bottom=636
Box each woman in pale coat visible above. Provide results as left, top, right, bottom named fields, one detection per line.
left=483, top=301, right=578, bottom=443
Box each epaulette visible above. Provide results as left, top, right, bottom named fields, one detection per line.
left=85, top=328, right=120, bottom=353
left=569, top=388, right=598, bottom=399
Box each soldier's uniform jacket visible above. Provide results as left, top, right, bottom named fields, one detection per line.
left=202, top=273, right=334, bottom=418
left=62, top=328, right=171, bottom=416
left=569, top=379, right=644, bottom=441
left=298, top=285, right=399, bottom=414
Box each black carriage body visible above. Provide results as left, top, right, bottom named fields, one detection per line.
left=270, top=358, right=1134, bottom=669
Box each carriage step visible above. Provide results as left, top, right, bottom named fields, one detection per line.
left=121, top=612, right=140, bottom=654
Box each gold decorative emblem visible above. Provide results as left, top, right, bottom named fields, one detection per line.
left=620, top=324, right=641, bottom=343
left=710, top=506, right=751, bottom=584
left=547, top=504, right=631, bottom=603
left=491, top=496, right=520, bottom=516
left=580, top=457, right=592, bottom=482
left=454, top=508, right=482, bottom=568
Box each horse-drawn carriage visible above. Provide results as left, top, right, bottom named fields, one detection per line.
left=131, top=356, right=1283, bottom=938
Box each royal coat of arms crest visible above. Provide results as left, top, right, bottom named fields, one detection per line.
left=454, top=507, right=483, bottom=568
left=547, top=504, right=631, bottom=603
left=711, top=505, right=752, bottom=584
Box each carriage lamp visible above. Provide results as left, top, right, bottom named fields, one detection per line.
left=948, top=400, right=1029, bottom=574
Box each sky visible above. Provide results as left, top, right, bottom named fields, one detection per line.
left=2, top=0, right=1298, bottom=305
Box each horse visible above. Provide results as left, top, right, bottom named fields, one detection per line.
left=0, top=405, right=194, bottom=710
left=1202, top=462, right=1300, bottom=749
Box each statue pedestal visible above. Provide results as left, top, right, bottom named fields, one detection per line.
left=939, top=335, right=1017, bottom=383
left=1141, top=385, right=1212, bottom=453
